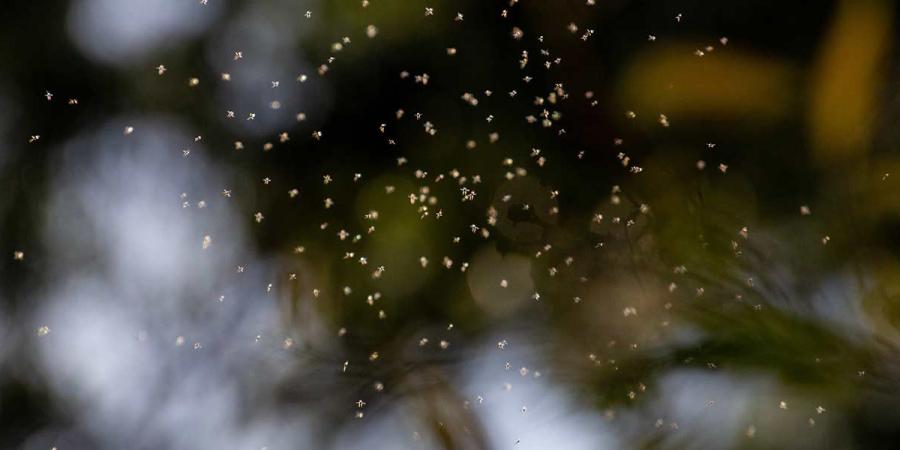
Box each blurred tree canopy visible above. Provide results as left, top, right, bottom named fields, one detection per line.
left=4, top=0, right=900, bottom=449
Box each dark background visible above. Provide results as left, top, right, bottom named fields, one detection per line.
left=3, top=0, right=900, bottom=449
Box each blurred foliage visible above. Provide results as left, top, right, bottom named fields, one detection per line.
left=5, top=0, right=900, bottom=449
